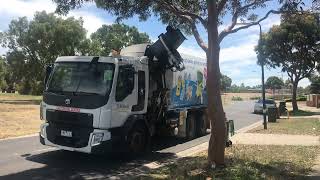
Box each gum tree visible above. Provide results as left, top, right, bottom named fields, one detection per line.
left=221, top=74, right=232, bottom=92
left=257, top=14, right=320, bottom=111
left=265, top=76, right=284, bottom=94
left=53, top=0, right=314, bottom=166
left=91, top=24, right=150, bottom=56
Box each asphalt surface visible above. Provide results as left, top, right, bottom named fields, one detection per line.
left=0, top=100, right=262, bottom=179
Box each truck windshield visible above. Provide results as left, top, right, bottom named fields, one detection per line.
left=46, top=62, right=115, bottom=96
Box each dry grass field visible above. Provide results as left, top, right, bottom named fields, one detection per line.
left=0, top=93, right=41, bottom=139
left=221, top=93, right=270, bottom=106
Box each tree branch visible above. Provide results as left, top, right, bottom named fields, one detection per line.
left=239, top=0, right=271, bottom=12
left=190, top=22, right=208, bottom=52
left=159, top=0, right=208, bottom=29
left=157, top=0, right=208, bottom=52
left=218, top=10, right=282, bottom=43
left=217, top=0, right=228, bottom=14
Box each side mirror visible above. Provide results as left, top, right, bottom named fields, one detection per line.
left=44, top=64, right=53, bottom=85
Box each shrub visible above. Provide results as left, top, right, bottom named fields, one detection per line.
left=249, top=96, right=260, bottom=100
left=285, top=96, right=307, bottom=102
left=17, top=79, right=44, bottom=95
left=232, top=96, right=243, bottom=101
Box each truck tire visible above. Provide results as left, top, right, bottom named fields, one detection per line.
left=186, top=112, right=196, bottom=139
left=196, top=111, right=207, bottom=137
left=127, top=123, right=148, bottom=154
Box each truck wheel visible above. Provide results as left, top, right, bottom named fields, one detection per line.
left=186, top=112, right=196, bottom=140
left=196, top=111, right=207, bottom=137
left=127, top=123, right=147, bottom=154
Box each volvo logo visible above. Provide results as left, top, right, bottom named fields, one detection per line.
left=65, top=99, right=71, bottom=105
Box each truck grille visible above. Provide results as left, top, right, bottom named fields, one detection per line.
left=46, top=110, right=93, bottom=127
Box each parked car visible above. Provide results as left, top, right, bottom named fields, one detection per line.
left=254, top=99, right=276, bottom=114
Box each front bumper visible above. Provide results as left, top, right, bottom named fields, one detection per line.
left=40, top=123, right=113, bottom=154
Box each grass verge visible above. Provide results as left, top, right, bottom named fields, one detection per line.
left=249, top=118, right=320, bottom=136
left=140, top=145, right=320, bottom=180
left=289, top=110, right=320, bottom=117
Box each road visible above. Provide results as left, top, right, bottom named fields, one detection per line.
left=0, top=101, right=262, bottom=179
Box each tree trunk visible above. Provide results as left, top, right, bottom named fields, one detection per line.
left=292, top=81, right=299, bottom=112
left=207, top=0, right=226, bottom=166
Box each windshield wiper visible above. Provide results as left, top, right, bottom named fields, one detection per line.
left=46, top=89, right=65, bottom=95
left=73, top=91, right=100, bottom=96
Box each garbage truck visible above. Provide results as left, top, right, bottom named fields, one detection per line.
left=39, top=26, right=208, bottom=154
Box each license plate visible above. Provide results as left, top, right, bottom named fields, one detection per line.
left=61, top=130, right=72, bottom=137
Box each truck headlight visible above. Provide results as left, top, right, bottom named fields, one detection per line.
left=40, top=125, right=46, bottom=138
left=91, top=133, right=104, bottom=146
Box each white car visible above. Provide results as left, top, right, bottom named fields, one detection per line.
left=254, top=99, right=277, bottom=114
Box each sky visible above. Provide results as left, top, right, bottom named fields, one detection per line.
left=0, top=0, right=312, bottom=87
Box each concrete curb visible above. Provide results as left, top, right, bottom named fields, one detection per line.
left=0, top=133, right=38, bottom=142
left=235, top=121, right=262, bottom=133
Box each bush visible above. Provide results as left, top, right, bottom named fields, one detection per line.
left=17, top=79, right=44, bottom=95
left=17, top=80, right=31, bottom=95
left=232, top=96, right=243, bottom=101
left=30, top=81, right=44, bottom=95
left=250, top=96, right=260, bottom=100
left=285, top=96, right=307, bottom=102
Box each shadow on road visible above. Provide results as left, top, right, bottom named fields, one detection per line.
left=0, top=136, right=196, bottom=180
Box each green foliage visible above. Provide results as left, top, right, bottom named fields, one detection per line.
left=308, top=74, right=320, bottom=94
left=1, top=11, right=152, bottom=95
left=0, top=57, right=8, bottom=90
left=257, top=14, right=320, bottom=83
left=53, top=0, right=279, bottom=39
left=265, top=76, right=284, bottom=90
left=285, top=96, right=307, bottom=102
left=284, top=79, right=292, bottom=89
left=250, top=96, right=261, bottom=100
left=1, top=11, right=89, bottom=95
left=91, top=24, right=150, bottom=56
left=220, top=73, right=232, bottom=92
left=256, top=14, right=320, bottom=110
left=231, top=96, right=243, bottom=101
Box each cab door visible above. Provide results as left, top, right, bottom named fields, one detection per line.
left=111, top=65, right=137, bottom=127
left=132, top=70, right=146, bottom=113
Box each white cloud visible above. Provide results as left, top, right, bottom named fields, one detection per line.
left=68, top=11, right=111, bottom=36
left=0, top=0, right=56, bottom=19
left=220, top=42, right=257, bottom=64
left=298, top=78, right=310, bottom=88
left=178, top=46, right=206, bottom=59
left=0, top=0, right=111, bottom=37
left=237, top=78, right=261, bottom=86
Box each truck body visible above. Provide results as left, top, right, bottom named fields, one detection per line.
left=40, top=27, right=208, bottom=154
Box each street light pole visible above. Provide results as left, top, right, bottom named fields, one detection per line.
left=258, top=23, right=267, bottom=129
left=236, top=22, right=267, bottom=129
